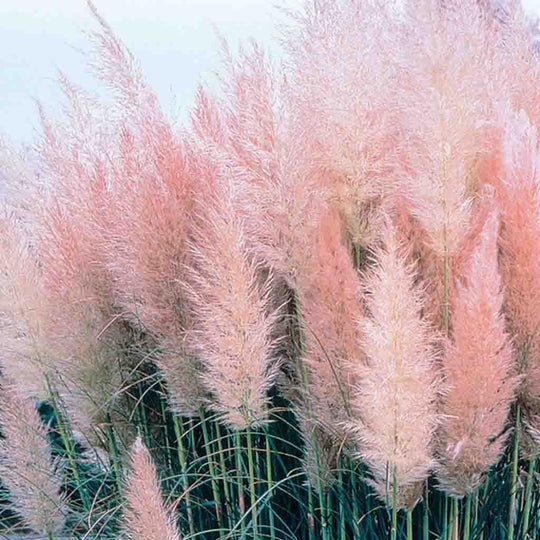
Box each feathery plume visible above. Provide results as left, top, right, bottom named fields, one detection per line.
left=351, top=220, right=439, bottom=509
left=395, top=0, right=500, bottom=329
left=437, top=208, right=518, bottom=496
left=192, top=43, right=324, bottom=287
left=84, top=5, right=205, bottom=415
left=494, top=106, right=540, bottom=452
left=280, top=0, right=399, bottom=249
left=33, top=2, right=203, bottom=437
left=295, top=209, right=363, bottom=461
left=0, top=217, right=50, bottom=399
left=122, top=436, right=181, bottom=540
left=0, top=383, right=66, bottom=536
left=185, top=183, right=281, bottom=429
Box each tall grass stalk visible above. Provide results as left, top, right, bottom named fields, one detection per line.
left=508, top=406, right=521, bottom=540
left=214, top=421, right=233, bottom=528
left=246, top=426, right=259, bottom=538
left=235, top=430, right=246, bottom=537
left=173, top=414, right=195, bottom=536
left=464, top=493, right=472, bottom=540
left=105, top=413, right=124, bottom=495
left=522, top=457, right=536, bottom=538
left=423, top=482, right=429, bottom=540
left=351, top=462, right=360, bottom=539
left=265, top=431, right=276, bottom=540
left=200, top=410, right=223, bottom=528
left=338, top=464, right=346, bottom=540
left=391, top=466, right=398, bottom=540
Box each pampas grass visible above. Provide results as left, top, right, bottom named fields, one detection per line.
left=2, top=0, right=540, bottom=538
left=0, top=383, right=66, bottom=538
left=185, top=181, right=282, bottom=429
left=122, top=436, right=181, bottom=540
left=351, top=220, right=439, bottom=510
left=437, top=207, right=518, bottom=497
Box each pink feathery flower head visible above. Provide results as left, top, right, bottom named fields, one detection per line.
left=494, top=105, right=540, bottom=450
left=437, top=206, right=518, bottom=497
left=0, top=217, right=51, bottom=399
left=185, top=178, right=282, bottom=429
left=351, top=218, right=439, bottom=509
left=0, top=383, right=67, bottom=536
left=295, top=208, right=363, bottom=451
left=123, top=436, right=181, bottom=540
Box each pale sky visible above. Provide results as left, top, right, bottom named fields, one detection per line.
left=1, top=0, right=540, bottom=144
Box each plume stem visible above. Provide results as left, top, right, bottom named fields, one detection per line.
left=200, top=409, right=223, bottom=527
left=391, top=465, right=398, bottom=540
left=246, top=426, right=259, bottom=538
left=172, top=415, right=195, bottom=536
left=464, top=494, right=472, bottom=540
left=265, top=429, right=276, bottom=540
left=105, top=412, right=123, bottom=494
left=423, top=483, right=429, bottom=540
left=407, top=508, right=413, bottom=540
left=508, top=406, right=521, bottom=540
left=522, top=457, right=536, bottom=537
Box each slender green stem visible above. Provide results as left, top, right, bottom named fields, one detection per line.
left=105, top=414, right=124, bottom=495
left=478, top=476, right=490, bottom=540
left=173, top=415, right=195, bottom=536
left=188, top=417, right=197, bottom=459
left=522, top=457, right=536, bottom=538
left=327, top=488, right=333, bottom=534
left=423, top=481, right=429, bottom=540
left=407, top=508, right=413, bottom=540
left=200, top=410, right=223, bottom=528
left=158, top=397, right=173, bottom=486
left=353, top=244, right=362, bottom=270
left=508, top=406, right=521, bottom=540
left=451, top=498, right=459, bottom=540
left=307, top=475, right=316, bottom=540
left=463, top=493, right=472, bottom=540
left=338, top=463, right=346, bottom=540
left=246, top=426, right=259, bottom=538
left=391, top=466, right=398, bottom=540
left=351, top=461, right=360, bottom=539
left=235, top=430, right=246, bottom=536
left=47, top=531, right=54, bottom=540
left=137, top=381, right=152, bottom=449
left=442, top=496, right=449, bottom=540
left=265, top=431, right=276, bottom=540
left=214, top=421, right=233, bottom=528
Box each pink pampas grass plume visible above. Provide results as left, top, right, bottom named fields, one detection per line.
left=191, top=42, right=325, bottom=288
left=294, top=208, right=363, bottom=471
left=494, top=106, right=540, bottom=451
left=351, top=219, right=439, bottom=509
left=122, top=436, right=181, bottom=540
left=185, top=182, right=282, bottom=429
left=437, top=208, right=518, bottom=497
left=0, top=217, right=51, bottom=399
left=34, top=1, right=204, bottom=431
left=395, top=0, right=502, bottom=329
left=84, top=4, right=205, bottom=416
left=279, top=0, right=399, bottom=249
left=0, top=383, right=66, bottom=536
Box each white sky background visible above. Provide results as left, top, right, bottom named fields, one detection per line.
left=1, top=0, right=540, bottom=145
